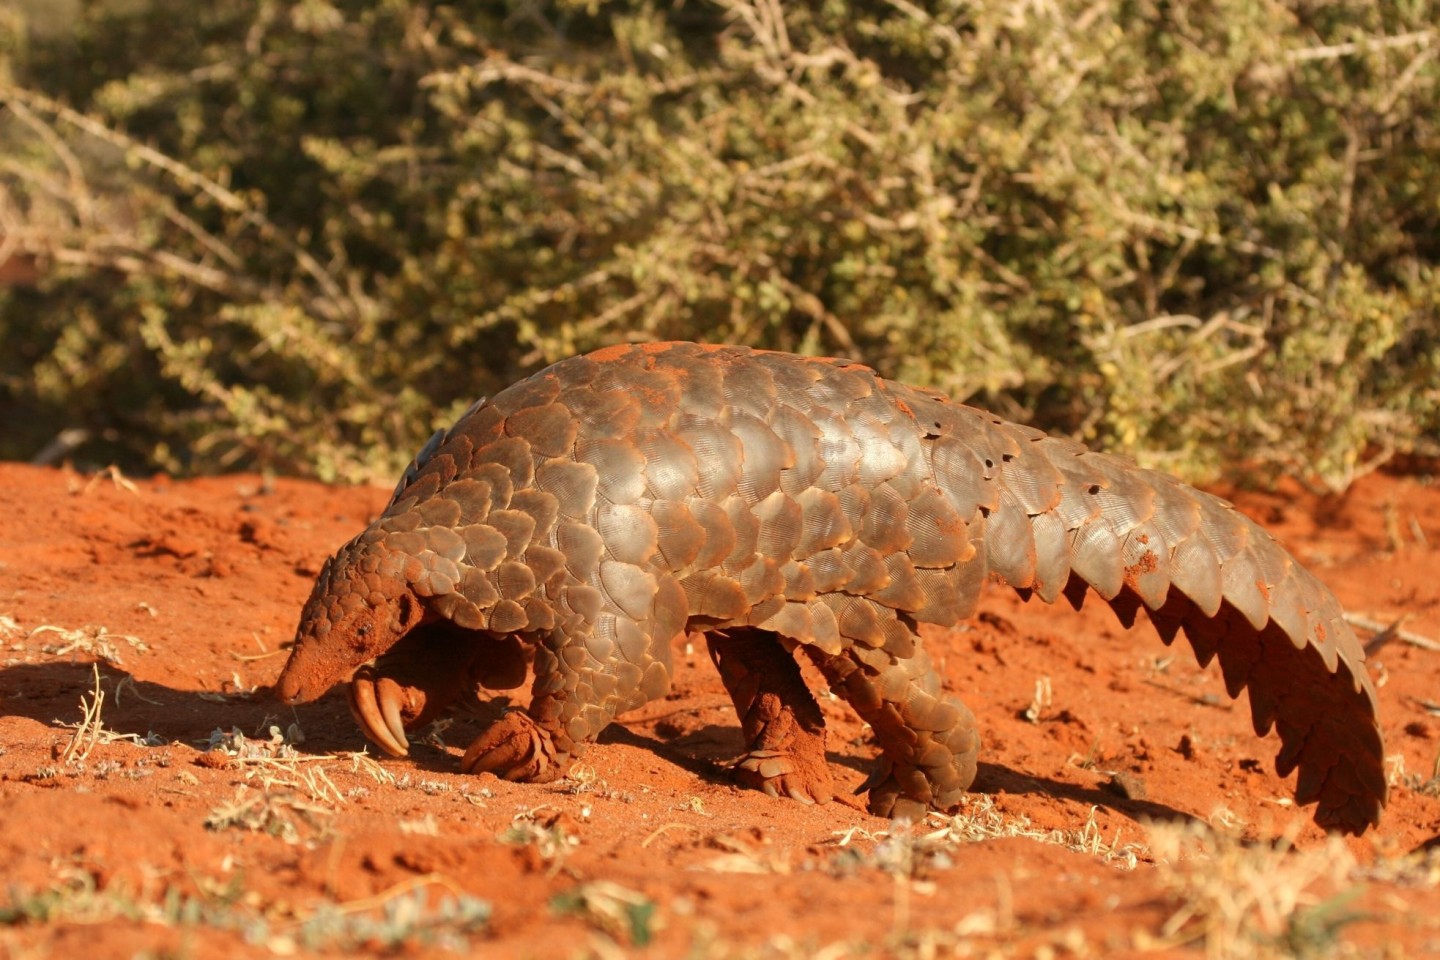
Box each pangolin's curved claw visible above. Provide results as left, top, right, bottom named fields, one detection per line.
left=375, top=676, right=411, bottom=753
left=348, top=667, right=409, bottom=757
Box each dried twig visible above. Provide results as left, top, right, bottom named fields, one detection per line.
left=1024, top=675, right=1053, bottom=724
left=1350, top=613, right=1440, bottom=654
left=1286, top=30, right=1434, bottom=63
left=80, top=465, right=140, bottom=495
left=59, top=665, right=107, bottom=766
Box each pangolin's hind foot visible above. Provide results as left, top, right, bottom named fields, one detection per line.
left=706, top=629, right=833, bottom=805
left=728, top=691, right=834, bottom=804
left=861, top=761, right=932, bottom=823
left=732, top=750, right=833, bottom=804
left=460, top=709, right=567, bottom=782
left=806, top=639, right=979, bottom=821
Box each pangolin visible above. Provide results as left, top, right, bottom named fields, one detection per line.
left=275, top=342, right=1386, bottom=833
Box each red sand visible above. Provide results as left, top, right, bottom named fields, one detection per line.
left=1, top=462, right=1437, bottom=957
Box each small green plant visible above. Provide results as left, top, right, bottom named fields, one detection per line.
left=551, top=881, right=658, bottom=947
left=292, top=886, right=491, bottom=952
left=0, top=869, right=490, bottom=952
left=500, top=806, right=581, bottom=873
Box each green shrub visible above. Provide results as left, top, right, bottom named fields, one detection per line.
left=1, top=0, right=1436, bottom=486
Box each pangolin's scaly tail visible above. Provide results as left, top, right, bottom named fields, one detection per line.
left=929, top=406, right=1384, bottom=834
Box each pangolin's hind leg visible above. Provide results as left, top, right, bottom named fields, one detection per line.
left=804, top=638, right=979, bottom=822
left=705, top=628, right=833, bottom=804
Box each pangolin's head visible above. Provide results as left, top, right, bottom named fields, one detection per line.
left=274, top=492, right=541, bottom=704
left=274, top=535, right=433, bottom=704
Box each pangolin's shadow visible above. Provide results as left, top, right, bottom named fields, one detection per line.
left=0, top=662, right=792, bottom=788
left=0, top=660, right=341, bottom=747
left=598, top=721, right=790, bottom=788
left=393, top=714, right=852, bottom=792
left=598, top=720, right=1202, bottom=826
left=971, top=761, right=1200, bottom=827
left=0, top=661, right=1215, bottom=827
left=0, top=661, right=528, bottom=768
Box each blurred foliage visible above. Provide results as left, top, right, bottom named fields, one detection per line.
left=0, top=0, right=1436, bottom=487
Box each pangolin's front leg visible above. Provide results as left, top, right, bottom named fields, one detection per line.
left=460, top=620, right=674, bottom=782
left=349, top=621, right=530, bottom=757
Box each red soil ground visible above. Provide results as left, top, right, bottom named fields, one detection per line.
left=1, top=461, right=1437, bottom=958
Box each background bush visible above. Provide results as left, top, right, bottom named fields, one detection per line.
left=1, top=0, right=1437, bottom=487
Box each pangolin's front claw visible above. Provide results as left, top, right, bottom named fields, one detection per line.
left=732, top=749, right=833, bottom=805
left=348, top=666, right=419, bottom=757
left=460, top=709, right=565, bottom=782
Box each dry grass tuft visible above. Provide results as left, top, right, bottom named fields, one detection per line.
left=1386, top=749, right=1440, bottom=798
left=54, top=664, right=166, bottom=765
left=822, top=795, right=1144, bottom=889
left=931, top=796, right=1145, bottom=868
left=694, top=831, right=793, bottom=875
left=196, top=725, right=399, bottom=823
left=1023, top=675, right=1053, bottom=724
left=200, top=725, right=351, bottom=805
left=682, top=931, right=858, bottom=960
left=500, top=806, right=582, bottom=874
left=204, top=785, right=334, bottom=845
left=284, top=880, right=490, bottom=952
left=57, top=664, right=108, bottom=766
left=0, top=868, right=489, bottom=952
left=2, top=614, right=150, bottom=666
left=1143, top=819, right=1362, bottom=959
left=73, top=465, right=140, bottom=496
left=1359, top=848, right=1440, bottom=889
left=0, top=614, right=23, bottom=643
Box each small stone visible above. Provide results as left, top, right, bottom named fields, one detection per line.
left=1104, top=771, right=1147, bottom=801
left=193, top=749, right=232, bottom=770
